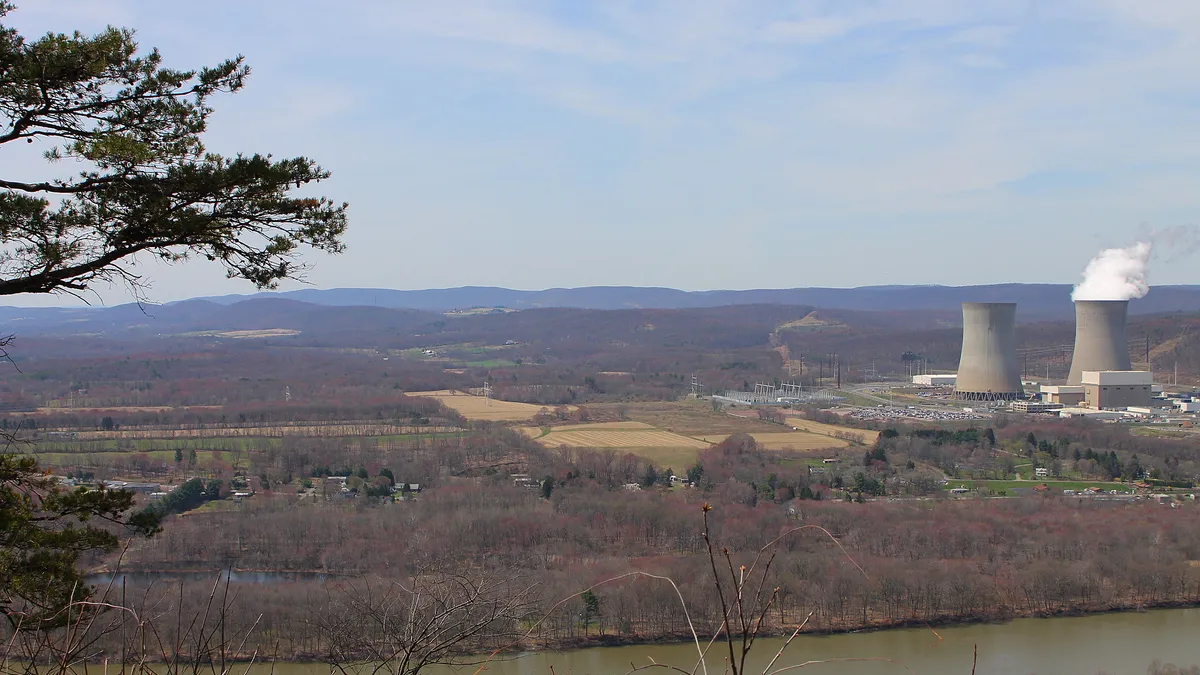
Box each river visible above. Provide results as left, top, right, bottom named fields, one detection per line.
left=231, top=608, right=1200, bottom=675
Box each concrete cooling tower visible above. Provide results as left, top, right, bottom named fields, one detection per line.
left=1067, top=300, right=1132, bottom=385
left=954, top=302, right=1024, bottom=401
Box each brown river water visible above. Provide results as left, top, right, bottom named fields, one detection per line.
left=226, top=607, right=1200, bottom=675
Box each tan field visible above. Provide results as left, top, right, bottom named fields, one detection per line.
left=537, top=428, right=710, bottom=449
left=689, top=430, right=847, bottom=450
left=547, top=421, right=657, bottom=432
left=408, top=390, right=554, bottom=421
left=744, top=432, right=848, bottom=450
left=785, top=417, right=878, bottom=445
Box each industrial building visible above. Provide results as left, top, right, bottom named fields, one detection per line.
left=1040, top=384, right=1085, bottom=406
left=912, top=374, right=957, bottom=387
left=954, top=302, right=1023, bottom=401
left=1058, top=407, right=1126, bottom=421
left=1081, top=370, right=1154, bottom=410
left=1067, top=301, right=1133, bottom=385
left=1011, top=400, right=1064, bottom=414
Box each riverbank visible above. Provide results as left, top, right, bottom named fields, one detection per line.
left=21, top=608, right=1200, bottom=675
left=73, top=565, right=1200, bottom=661
left=528, top=597, right=1200, bottom=655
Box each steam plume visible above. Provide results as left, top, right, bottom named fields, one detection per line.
left=1071, top=242, right=1152, bottom=301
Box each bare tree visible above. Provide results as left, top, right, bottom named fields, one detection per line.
left=318, top=565, right=539, bottom=675
left=0, top=571, right=264, bottom=675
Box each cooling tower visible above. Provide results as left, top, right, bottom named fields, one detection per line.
left=1067, top=300, right=1132, bottom=385
left=954, top=302, right=1023, bottom=401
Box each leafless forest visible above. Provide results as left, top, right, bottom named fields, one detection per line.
left=3, top=302, right=1200, bottom=665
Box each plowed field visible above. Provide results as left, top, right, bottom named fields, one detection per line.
left=407, top=390, right=555, bottom=421
left=538, top=429, right=710, bottom=449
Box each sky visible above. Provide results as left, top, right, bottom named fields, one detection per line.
left=4, top=0, right=1200, bottom=307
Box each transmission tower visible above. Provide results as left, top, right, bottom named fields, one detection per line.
left=482, top=381, right=492, bottom=406
left=284, top=386, right=291, bottom=402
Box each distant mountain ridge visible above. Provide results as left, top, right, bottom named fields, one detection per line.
left=189, top=284, right=1200, bottom=316
left=2, top=284, right=1199, bottom=339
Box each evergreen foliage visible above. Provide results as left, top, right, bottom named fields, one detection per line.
left=0, top=3, right=347, bottom=297
left=0, top=454, right=159, bottom=628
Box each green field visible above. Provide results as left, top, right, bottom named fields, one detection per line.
left=35, top=437, right=281, bottom=453
left=462, top=359, right=518, bottom=368
left=34, top=431, right=462, bottom=454
left=30, top=431, right=466, bottom=470
left=945, top=479, right=1133, bottom=494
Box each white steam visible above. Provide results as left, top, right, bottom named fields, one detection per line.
left=1071, top=242, right=1152, bottom=302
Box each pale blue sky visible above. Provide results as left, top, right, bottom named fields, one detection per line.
left=5, top=0, right=1200, bottom=306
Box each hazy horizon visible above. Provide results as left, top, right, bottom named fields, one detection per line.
left=7, top=280, right=1200, bottom=311
left=3, top=1, right=1200, bottom=307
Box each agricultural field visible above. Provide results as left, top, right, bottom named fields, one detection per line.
left=407, top=390, right=553, bottom=421
left=784, top=417, right=879, bottom=445
left=533, top=427, right=709, bottom=450
left=524, top=419, right=710, bottom=467
left=736, top=432, right=848, bottom=451
left=523, top=403, right=853, bottom=468
left=597, top=400, right=783, bottom=436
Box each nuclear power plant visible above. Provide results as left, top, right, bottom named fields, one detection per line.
left=1066, top=300, right=1133, bottom=385
left=954, top=302, right=1024, bottom=400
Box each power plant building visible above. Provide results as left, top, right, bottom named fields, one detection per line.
left=1082, top=370, right=1153, bottom=410
left=954, top=302, right=1023, bottom=401
left=1067, top=301, right=1133, bottom=385
left=1040, top=384, right=1085, bottom=406
left=912, top=374, right=957, bottom=387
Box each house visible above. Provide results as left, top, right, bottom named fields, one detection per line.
left=1035, top=468, right=1049, bottom=478
left=1033, top=484, right=1050, bottom=493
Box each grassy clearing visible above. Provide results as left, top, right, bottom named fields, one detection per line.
left=64, top=423, right=443, bottom=442
left=462, top=359, right=518, bottom=368
left=33, top=450, right=224, bottom=468
left=1131, top=426, right=1194, bottom=439
left=737, top=432, right=848, bottom=450
left=407, top=390, right=554, bottom=421
left=946, top=479, right=1133, bottom=493
left=600, top=400, right=782, bottom=436
left=35, top=437, right=282, bottom=453
left=784, top=417, right=879, bottom=445
left=620, top=446, right=705, bottom=472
